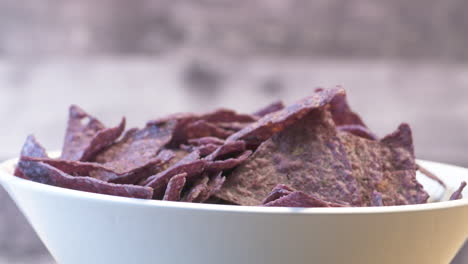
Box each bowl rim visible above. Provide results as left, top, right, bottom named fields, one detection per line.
left=1, top=157, right=467, bottom=215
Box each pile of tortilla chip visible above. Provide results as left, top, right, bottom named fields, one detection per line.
left=14, top=87, right=465, bottom=207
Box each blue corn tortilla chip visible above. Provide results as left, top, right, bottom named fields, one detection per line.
left=61, top=105, right=125, bottom=161
left=450, top=181, right=466, bottom=200
left=217, top=109, right=362, bottom=206
left=188, top=137, right=225, bottom=146
left=337, top=125, right=377, bottom=140
left=143, top=150, right=206, bottom=199
left=182, top=175, right=210, bottom=202
left=95, top=122, right=175, bottom=175
left=264, top=191, right=346, bottom=208
left=148, top=109, right=256, bottom=147
left=163, top=173, right=187, bottom=201
left=227, top=87, right=345, bottom=146
left=205, top=140, right=246, bottom=161
left=261, top=184, right=294, bottom=205
left=253, top=101, right=285, bottom=117
left=205, top=150, right=252, bottom=172
left=93, top=150, right=175, bottom=183
left=371, top=191, right=384, bottom=206
left=14, top=135, right=49, bottom=179
left=181, top=144, right=219, bottom=157
left=184, top=120, right=233, bottom=140
left=17, top=160, right=153, bottom=199
left=327, top=89, right=367, bottom=128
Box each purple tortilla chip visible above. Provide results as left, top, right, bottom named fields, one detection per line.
left=182, top=175, right=210, bottom=202
left=227, top=87, right=345, bottom=145
left=194, top=172, right=226, bottom=203
left=185, top=120, right=233, bottom=140
left=163, top=173, right=187, bottom=201
left=97, top=150, right=175, bottom=183
left=206, top=150, right=252, bottom=172
left=261, top=184, right=294, bottom=205
left=61, top=105, right=125, bottom=161
left=380, top=123, right=416, bottom=171
left=253, top=101, right=285, bottom=117
left=14, top=135, right=49, bottom=179
left=200, top=109, right=257, bottom=123
left=205, top=140, right=246, bottom=161
left=216, top=122, right=250, bottom=132
left=80, top=118, right=126, bottom=161
left=327, top=89, right=367, bottom=127
left=450, top=181, right=466, bottom=200
left=188, top=137, right=225, bottom=146
left=371, top=191, right=383, bottom=206
left=21, top=156, right=113, bottom=176
left=95, top=122, right=175, bottom=174
left=17, top=160, right=153, bottom=199
left=144, top=150, right=206, bottom=199
left=181, top=144, right=219, bottom=157
left=337, top=125, right=377, bottom=140
left=217, top=109, right=362, bottom=206
left=263, top=191, right=344, bottom=208
left=148, top=109, right=255, bottom=146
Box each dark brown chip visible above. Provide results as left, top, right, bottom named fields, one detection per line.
left=450, top=181, right=466, bottom=200
left=205, top=140, right=246, bottom=161
left=253, top=101, right=285, bottom=117
left=163, top=173, right=187, bottom=201
left=205, top=150, right=252, bottom=172
left=371, top=191, right=384, bottom=206
left=14, top=135, right=49, bottom=179
left=188, top=137, right=225, bottom=146
left=261, top=184, right=294, bottom=205
left=337, top=125, right=377, bottom=140
left=17, top=160, right=153, bottom=199
left=227, top=87, right=345, bottom=145
left=61, top=105, right=125, bottom=161
left=144, top=150, right=206, bottom=199
left=264, top=191, right=344, bottom=208
left=217, top=109, right=362, bottom=206
left=95, top=122, right=175, bottom=174
left=185, top=120, right=233, bottom=140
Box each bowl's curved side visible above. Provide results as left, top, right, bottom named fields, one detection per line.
left=1, top=158, right=468, bottom=264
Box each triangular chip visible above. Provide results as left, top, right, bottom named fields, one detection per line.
left=61, top=105, right=125, bottom=161
left=14, top=135, right=49, bottom=179
left=217, top=109, right=362, bottom=206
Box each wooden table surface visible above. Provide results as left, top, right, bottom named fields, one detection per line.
left=0, top=56, right=466, bottom=263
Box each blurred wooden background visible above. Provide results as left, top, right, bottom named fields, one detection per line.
left=0, top=1, right=467, bottom=263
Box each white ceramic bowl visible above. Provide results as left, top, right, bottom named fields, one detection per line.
left=0, top=158, right=467, bottom=264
